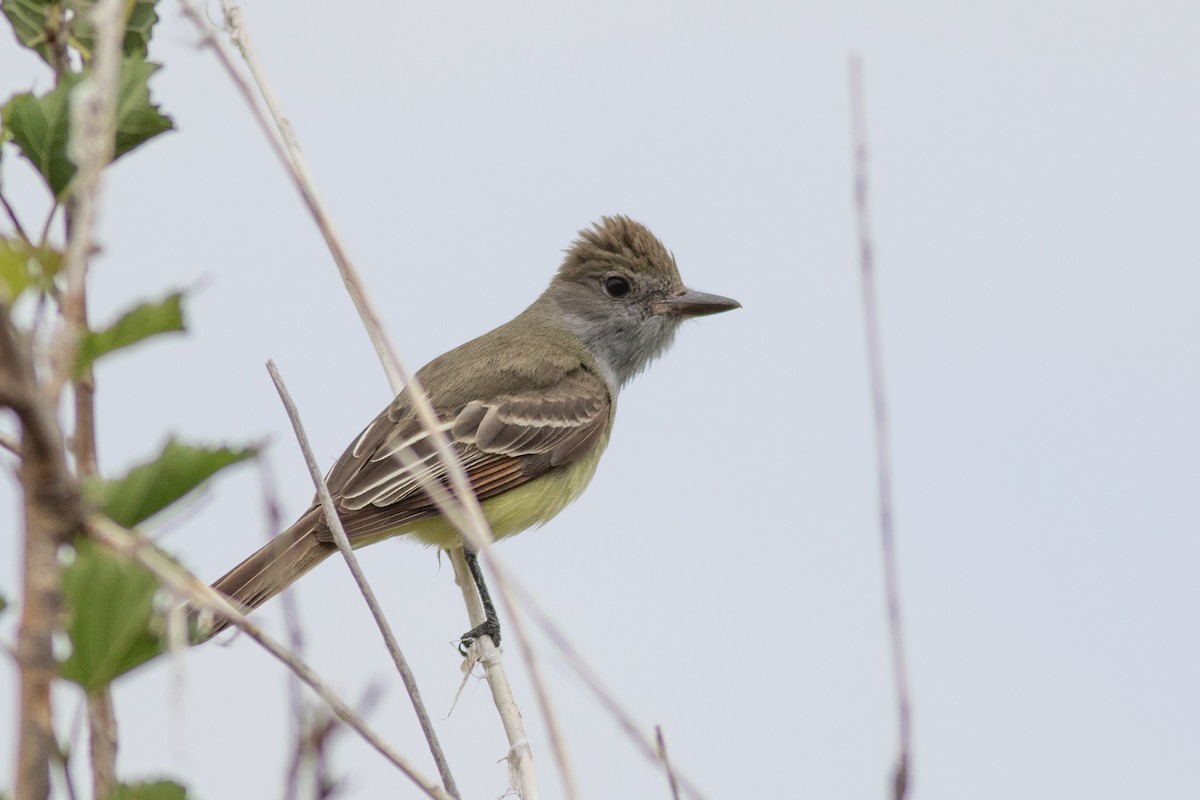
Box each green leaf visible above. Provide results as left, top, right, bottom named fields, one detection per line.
left=0, top=591, right=8, bottom=616
left=3, top=0, right=163, bottom=66
left=107, top=780, right=187, bottom=800
left=1, top=56, right=171, bottom=197
left=1, top=72, right=79, bottom=196
left=87, top=438, right=256, bottom=528
left=1, top=0, right=67, bottom=68
left=76, top=290, right=185, bottom=374
left=59, top=537, right=164, bottom=691
left=70, top=0, right=162, bottom=60
left=0, top=240, right=33, bottom=299
left=113, top=56, right=172, bottom=158
left=0, top=237, right=63, bottom=301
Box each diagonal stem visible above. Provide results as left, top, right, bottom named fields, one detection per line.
left=849, top=56, right=914, bottom=800
left=267, top=361, right=461, bottom=800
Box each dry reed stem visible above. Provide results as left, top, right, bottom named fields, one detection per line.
left=849, top=56, right=913, bottom=800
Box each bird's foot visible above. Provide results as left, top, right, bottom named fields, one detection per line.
left=458, top=617, right=502, bottom=656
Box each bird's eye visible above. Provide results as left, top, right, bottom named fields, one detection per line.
left=604, top=275, right=631, bottom=298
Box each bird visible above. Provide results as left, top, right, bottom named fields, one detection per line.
left=205, top=215, right=739, bottom=643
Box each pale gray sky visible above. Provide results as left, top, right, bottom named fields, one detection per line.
left=2, top=1, right=1199, bottom=798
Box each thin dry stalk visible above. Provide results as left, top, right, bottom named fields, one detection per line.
left=256, top=455, right=309, bottom=800
left=266, top=360, right=461, bottom=800
left=448, top=549, right=538, bottom=800
left=460, top=553, right=579, bottom=800
left=194, top=0, right=497, bottom=546
left=50, top=743, right=79, bottom=800
left=378, top=448, right=541, bottom=796
left=177, top=0, right=488, bottom=591
left=80, top=320, right=117, bottom=800
left=0, top=185, right=31, bottom=243
left=85, top=515, right=455, bottom=800
left=655, top=727, right=681, bottom=800
left=217, top=0, right=403, bottom=395
left=72, top=353, right=97, bottom=475
left=209, top=0, right=506, bottom=574
left=50, top=0, right=121, bottom=400
left=86, top=690, right=117, bottom=799
left=507, top=578, right=712, bottom=800
left=849, top=56, right=913, bottom=800
left=63, top=5, right=126, bottom=794
left=288, top=683, right=382, bottom=800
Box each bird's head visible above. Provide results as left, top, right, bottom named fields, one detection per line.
left=545, top=215, right=740, bottom=388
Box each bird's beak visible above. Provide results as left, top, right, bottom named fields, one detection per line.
left=653, top=288, right=742, bottom=318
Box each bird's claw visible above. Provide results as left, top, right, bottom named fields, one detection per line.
left=457, top=618, right=502, bottom=656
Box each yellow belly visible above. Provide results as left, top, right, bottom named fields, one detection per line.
left=395, top=441, right=607, bottom=550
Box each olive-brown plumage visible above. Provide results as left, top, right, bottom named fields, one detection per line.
left=207, top=216, right=739, bottom=635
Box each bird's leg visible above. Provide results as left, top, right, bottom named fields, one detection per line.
left=459, top=548, right=502, bottom=654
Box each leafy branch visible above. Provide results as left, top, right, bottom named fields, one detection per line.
left=1, top=2, right=228, bottom=800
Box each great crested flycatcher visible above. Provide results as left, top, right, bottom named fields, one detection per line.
left=207, top=215, right=739, bottom=640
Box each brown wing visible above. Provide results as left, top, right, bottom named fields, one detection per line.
left=313, top=368, right=610, bottom=545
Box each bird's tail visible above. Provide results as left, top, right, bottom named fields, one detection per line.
left=201, top=511, right=335, bottom=639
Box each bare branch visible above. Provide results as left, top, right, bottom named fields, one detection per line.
left=37, top=205, right=61, bottom=252
left=266, top=361, right=461, bottom=800
left=2, top=303, right=82, bottom=800
left=460, top=552, right=580, bottom=799
left=256, top=454, right=309, bottom=800
left=216, top=0, right=403, bottom=395
left=86, top=690, right=117, bottom=800
left=448, top=549, right=540, bottom=800
left=505, top=577, right=712, bottom=800
left=655, top=727, right=681, bottom=800
left=849, top=56, right=913, bottom=800
left=0, top=31, right=92, bottom=767
left=287, top=683, right=381, bottom=800
left=0, top=185, right=31, bottom=244
left=49, top=0, right=122, bottom=399
left=85, top=515, right=455, bottom=800
left=57, top=7, right=128, bottom=796
left=51, top=743, right=80, bottom=800
left=188, top=0, right=494, bottom=551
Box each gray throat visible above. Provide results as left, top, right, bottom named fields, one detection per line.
left=556, top=303, right=680, bottom=392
